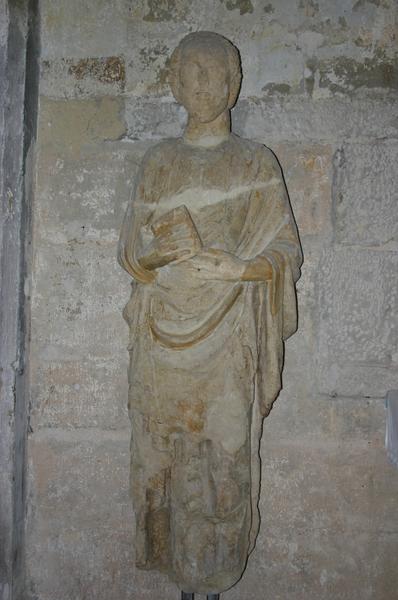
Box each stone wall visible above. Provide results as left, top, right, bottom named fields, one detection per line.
left=25, top=1, right=398, bottom=598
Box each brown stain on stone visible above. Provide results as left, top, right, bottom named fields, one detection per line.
left=69, top=57, right=125, bottom=85
left=298, top=0, right=319, bottom=17
left=338, top=16, right=348, bottom=28
left=353, top=0, right=391, bottom=10
left=177, top=398, right=205, bottom=433
left=354, top=28, right=374, bottom=48
left=219, top=0, right=254, bottom=15
left=263, top=3, right=274, bottom=13
left=145, top=506, right=170, bottom=566
left=157, top=59, right=171, bottom=88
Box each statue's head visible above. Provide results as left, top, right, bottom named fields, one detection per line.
left=169, top=31, right=242, bottom=124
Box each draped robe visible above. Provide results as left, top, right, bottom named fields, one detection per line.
left=118, top=133, right=302, bottom=594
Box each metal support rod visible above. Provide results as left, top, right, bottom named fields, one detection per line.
left=181, top=591, right=220, bottom=599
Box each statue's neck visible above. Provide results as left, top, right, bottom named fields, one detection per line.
left=184, top=110, right=231, bottom=147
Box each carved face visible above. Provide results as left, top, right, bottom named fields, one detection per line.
left=178, top=44, right=230, bottom=123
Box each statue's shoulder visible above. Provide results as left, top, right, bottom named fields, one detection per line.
left=141, top=138, right=180, bottom=166
left=231, top=134, right=280, bottom=171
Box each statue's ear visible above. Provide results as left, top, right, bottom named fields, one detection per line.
left=228, top=70, right=242, bottom=109
left=168, top=47, right=182, bottom=104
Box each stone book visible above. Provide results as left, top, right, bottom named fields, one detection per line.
left=140, top=204, right=203, bottom=269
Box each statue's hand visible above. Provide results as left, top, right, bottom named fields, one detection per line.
left=138, top=229, right=193, bottom=270
left=187, top=248, right=246, bottom=281
left=187, top=249, right=274, bottom=282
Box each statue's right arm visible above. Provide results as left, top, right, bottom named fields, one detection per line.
left=118, top=158, right=158, bottom=284
left=118, top=211, right=157, bottom=284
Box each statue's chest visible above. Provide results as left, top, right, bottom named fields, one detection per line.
left=164, top=160, right=251, bottom=251
left=188, top=194, right=249, bottom=251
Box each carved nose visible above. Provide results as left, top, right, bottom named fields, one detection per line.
left=198, top=67, right=209, bottom=86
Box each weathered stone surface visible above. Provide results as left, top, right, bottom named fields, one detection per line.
left=38, top=96, right=126, bottom=158
left=273, top=142, right=333, bottom=236
left=317, top=246, right=398, bottom=397
left=333, top=141, right=398, bottom=247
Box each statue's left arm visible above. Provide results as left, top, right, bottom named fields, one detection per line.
left=239, top=147, right=302, bottom=338
left=187, top=146, right=302, bottom=336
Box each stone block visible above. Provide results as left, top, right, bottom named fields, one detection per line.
left=232, top=96, right=398, bottom=144
left=316, top=246, right=398, bottom=397
left=124, top=40, right=172, bottom=97
left=267, top=392, right=386, bottom=446
left=26, top=425, right=398, bottom=600
left=273, top=142, right=333, bottom=237
left=30, top=240, right=130, bottom=362
left=30, top=137, right=154, bottom=430
left=29, top=235, right=134, bottom=430
left=269, top=237, right=321, bottom=410
left=226, top=437, right=398, bottom=600
left=29, top=356, right=129, bottom=431
left=38, top=97, right=126, bottom=158
left=25, top=429, right=178, bottom=600
left=40, top=0, right=129, bottom=59
left=296, top=237, right=320, bottom=333
left=333, top=141, right=398, bottom=247
left=35, top=141, right=150, bottom=244
left=124, top=95, right=185, bottom=141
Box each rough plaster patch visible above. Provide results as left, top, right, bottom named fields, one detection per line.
left=262, top=82, right=292, bottom=96
left=263, top=3, right=274, bottom=13
left=318, top=54, right=398, bottom=94
left=143, top=0, right=189, bottom=22
left=353, top=0, right=391, bottom=10
left=68, top=56, right=125, bottom=83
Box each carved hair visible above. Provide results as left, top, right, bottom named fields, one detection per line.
left=169, top=31, right=242, bottom=108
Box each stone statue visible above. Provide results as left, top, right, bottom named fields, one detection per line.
left=118, top=31, right=302, bottom=599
